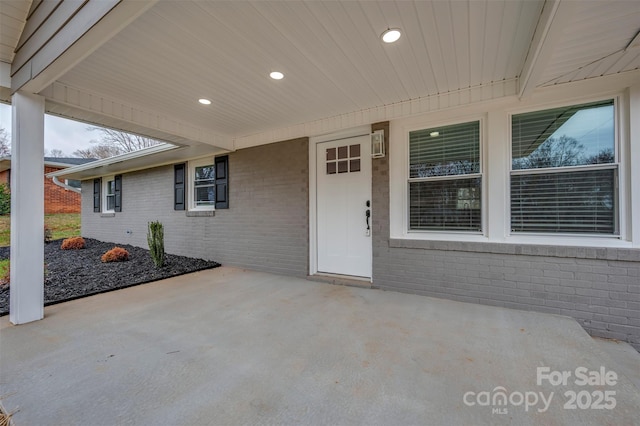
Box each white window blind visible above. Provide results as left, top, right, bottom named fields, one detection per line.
left=409, top=121, right=481, bottom=231
left=511, top=100, right=617, bottom=234
left=194, top=164, right=215, bottom=207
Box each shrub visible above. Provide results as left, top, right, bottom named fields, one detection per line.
left=101, top=247, right=129, bottom=263
left=0, top=183, right=10, bottom=215
left=147, top=221, right=165, bottom=267
left=44, top=225, right=53, bottom=244
left=61, top=236, right=85, bottom=250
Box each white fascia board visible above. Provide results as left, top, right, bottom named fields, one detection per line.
left=0, top=62, right=10, bottom=103
left=46, top=142, right=228, bottom=181
left=46, top=143, right=179, bottom=178
left=0, top=62, right=10, bottom=88
left=43, top=161, right=73, bottom=169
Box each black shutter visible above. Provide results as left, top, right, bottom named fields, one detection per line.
left=174, top=163, right=186, bottom=210
left=114, top=174, right=122, bottom=212
left=93, top=178, right=101, bottom=212
left=215, top=155, right=228, bottom=209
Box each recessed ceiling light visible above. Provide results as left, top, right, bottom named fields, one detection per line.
left=381, top=28, right=401, bottom=43
left=270, top=71, right=284, bottom=80
left=430, top=131, right=439, bottom=137
left=198, top=98, right=212, bottom=105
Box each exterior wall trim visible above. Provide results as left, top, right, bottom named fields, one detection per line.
left=389, top=239, right=640, bottom=262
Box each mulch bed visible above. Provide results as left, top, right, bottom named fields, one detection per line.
left=0, top=238, right=220, bottom=316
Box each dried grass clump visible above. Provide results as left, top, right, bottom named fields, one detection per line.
left=0, top=265, right=9, bottom=287
left=0, top=410, right=13, bottom=426
left=0, top=402, right=17, bottom=426
left=44, top=225, right=53, bottom=244
left=61, top=236, right=86, bottom=250
left=101, top=247, right=129, bottom=263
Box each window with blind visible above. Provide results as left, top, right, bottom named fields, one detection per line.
left=408, top=120, right=482, bottom=231
left=511, top=99, right=617, bottom=234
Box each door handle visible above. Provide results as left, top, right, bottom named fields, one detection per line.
left=365, top=209, right=370, bottom=231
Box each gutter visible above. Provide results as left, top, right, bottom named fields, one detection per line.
left=51, top=175, right=81, bottom=194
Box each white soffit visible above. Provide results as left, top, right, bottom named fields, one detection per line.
left=539, top=0, right=640, bottom=86
left=56, top=0, right=542, bottom=140
left=0, top=0, right=30, bottom=64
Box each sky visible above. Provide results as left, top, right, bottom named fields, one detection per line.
left=0, top=102, right=96, bottom=156
left=549, top=105, right=614, bottom=157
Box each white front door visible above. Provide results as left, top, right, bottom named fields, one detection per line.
left=316, top=135, right=372, bottom=278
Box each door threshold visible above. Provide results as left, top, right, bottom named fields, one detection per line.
left=308, top=273, right=372, bottom=289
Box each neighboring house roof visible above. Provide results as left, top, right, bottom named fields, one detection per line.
left=47, top=143, right=226, bottom=181
left=0, top=156, right=98, bottom=173
left=44, top=157, right=98, bottom=166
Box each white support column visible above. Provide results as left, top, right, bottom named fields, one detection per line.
left=629, top=85, right=640, bottom=247
left=10, top=92, right=45, bottom=324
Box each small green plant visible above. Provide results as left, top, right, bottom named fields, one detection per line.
left=0, top=183, right=10, bottom=216
left=147, top=221, right=165, bottom=267
left=101, top=247, right=129, bottom=263
left=61, top=236, right=85, bottom=250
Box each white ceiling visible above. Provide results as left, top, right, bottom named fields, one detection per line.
left=3, top=0, right=640, bottom=147
left=58, top=0, right=544, bottom=138
left=539, top=0, right=640, bottom=86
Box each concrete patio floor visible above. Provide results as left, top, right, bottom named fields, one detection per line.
left=1, top=267, right=639, bottom=425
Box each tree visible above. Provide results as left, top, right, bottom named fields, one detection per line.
left=72, top=127, right=162, bottom=159
left=513, top=135, right=585, bottom=170
left=72, top=144, right=121, bottom=159
left=47, top=149, right=66, bottom=158
left=0, top=126, right=10, bottom=157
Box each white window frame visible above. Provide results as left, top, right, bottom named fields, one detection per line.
left=392, top=115, right=488, bottom=242
left=188, top=157, right=216, bottom=211
left=389, top=86, right=634, bottom=248
left=102, top=175, right=115, bottom=213
left=506, top=95, right=624, bottom=244
left=406, top=119, right=484, bottom=235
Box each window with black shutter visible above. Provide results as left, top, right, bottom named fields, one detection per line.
left=215, top=155, right=228, bottom=209
left=114, top=174, right=122, bottom=212
left=93, top=178, right=101, bottom=212
left=174, top=163, right=185, bottom=210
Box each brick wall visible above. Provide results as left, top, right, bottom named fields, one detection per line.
left=0, top=166, right=81, bottom=214
left=44, top=166, right=82, bottom=214
left=370, top=122, right=640, bottom=350
left=82, top=138, right=309, bottom=277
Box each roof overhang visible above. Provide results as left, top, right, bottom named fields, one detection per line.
left=46, top=142, right=226, bottom=181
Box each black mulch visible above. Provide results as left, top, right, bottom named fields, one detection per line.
left=0, top=238, right=220, bottom=316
